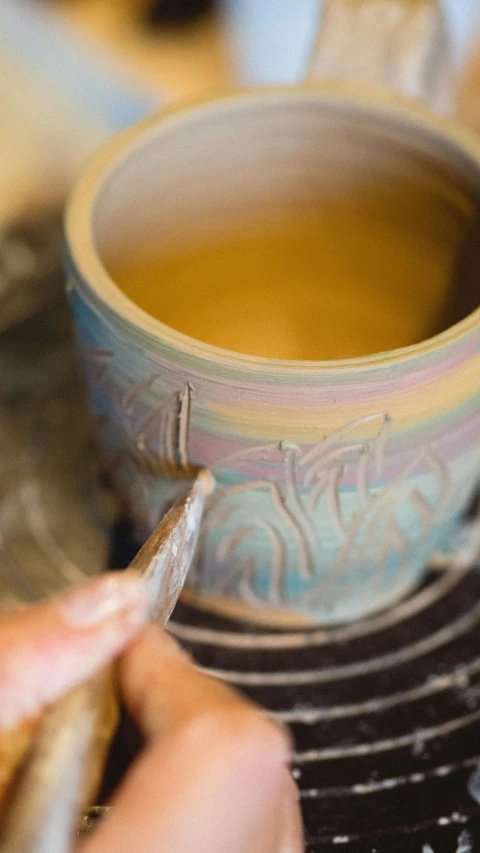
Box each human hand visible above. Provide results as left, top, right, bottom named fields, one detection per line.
left=0, top=573, right=303, bottom=852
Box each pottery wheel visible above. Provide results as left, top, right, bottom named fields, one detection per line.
left=169, top=566, right=480, bottom=853
left=1, top=216, right=480, bottom=853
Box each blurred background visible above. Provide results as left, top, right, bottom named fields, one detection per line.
left=2, top=0, right=480, bottom=229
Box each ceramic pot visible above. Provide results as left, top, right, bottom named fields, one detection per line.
left=65, top=0, right=480, bottom=626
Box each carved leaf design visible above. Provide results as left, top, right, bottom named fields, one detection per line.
left=82, top=348, right=193, bottom=478
left=80, top=348, right=457, bottom=615
left=203, top=416, right=452, bottom=610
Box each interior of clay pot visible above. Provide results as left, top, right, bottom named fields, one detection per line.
left=93, top=93, right=480, bottom=355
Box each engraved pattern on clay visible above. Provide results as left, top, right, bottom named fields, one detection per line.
left=77, top=344, right=476, bottom=620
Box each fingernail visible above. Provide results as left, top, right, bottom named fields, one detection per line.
left=58, top=573, right=147, bottom=628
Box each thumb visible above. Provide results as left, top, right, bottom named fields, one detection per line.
left=0, top=572, right=148, bottom=732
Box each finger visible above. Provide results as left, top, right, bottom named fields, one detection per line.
left=247, top=781, right=284, bottom=853
left=248, top=771, right=304, bottom=853
left=277, top=772, right=304, bottom=853
left=0, top=572, right=147, bottom=731
left=82, top=626, right=291, bottom=853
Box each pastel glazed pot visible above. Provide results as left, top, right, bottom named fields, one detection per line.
left=65, top=2, right=480, bottom=626
left=67, top=0, right=480, bottom=625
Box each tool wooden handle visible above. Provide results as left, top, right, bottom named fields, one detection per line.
left=0, top=671, right=117, bottom=853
